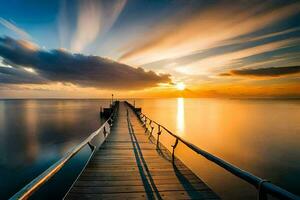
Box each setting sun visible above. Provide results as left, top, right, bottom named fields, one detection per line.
left=176, top=82, right=185, bottom=91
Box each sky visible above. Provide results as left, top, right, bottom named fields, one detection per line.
left=0, top=0, right=299, bottom=98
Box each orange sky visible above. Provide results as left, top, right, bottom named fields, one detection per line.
left=0, top=1, right=300, bottom=98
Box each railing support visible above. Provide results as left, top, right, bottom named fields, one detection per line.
left=148, top=121, right=154, bottom=137
left=172, top=138, right=179, bottom=164
left=149, top=125, right=154, bottom=138
left=258, top=180, right=269, bottom=200
left=145, top=119, right=149, bottom=133
left=109, top=118, right=114, bottom=127
left=156, top=125, right=161, bottom=150
left=87, top=141, right=95, bottom=151
left=142, top=114, right=145, bottom=121
left=103, top=127, right=107, bottom=137
left=140, top=115, right=145, bottom=126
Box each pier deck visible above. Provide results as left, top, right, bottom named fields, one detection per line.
left=66, top=102, right=219, bottom=199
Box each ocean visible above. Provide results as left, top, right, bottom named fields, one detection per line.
left=0, top=98, right=299, bottom=199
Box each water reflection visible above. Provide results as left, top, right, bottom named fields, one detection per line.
left=136, top=98, right=300, bottom=199
left=24, top=100, right=39, bottom=163
left=0, top=99, right=110, bottom=199
left=176, top=98, right=185, bottom=136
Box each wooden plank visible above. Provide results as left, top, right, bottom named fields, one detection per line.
left=74, top=178, right=206, bottom=187
left=80, top=171, right=196, bottom=178
left=67, top=191, right=218, bottom=200
left=65, top=102, right=219, bottom=199
left=78, top=174, right=201, bottom=181
left=70, top=184, right=209, bottom=194
left=87, top=163, right=187, bottom=168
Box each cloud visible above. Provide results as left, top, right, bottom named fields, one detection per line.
left=69, top=0, right=126, bottom=52
left=0, top=66, right=46, bottom=84
left=0, top=17, right=30, bottom=39
left=183, top=37, right=300, bottom=75
left=224, top=27, right=300, bottom=46
left=0, top=36, right=170, bottom=89
left=220, top=66, right=300, bottom=77
left=119, top=1, right=300, bottom=65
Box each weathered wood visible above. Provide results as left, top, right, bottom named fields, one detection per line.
left=65, top=102, right=219, bottom=200
left=67, top=190, right=218, bottom=200
left=69, top=184, right=210, bottom=194
left=78, top=174, right=201, bottom=181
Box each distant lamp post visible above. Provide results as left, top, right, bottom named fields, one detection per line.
left=111, top=94, right=114, bottom=106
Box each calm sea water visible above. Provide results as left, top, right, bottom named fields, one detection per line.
left=0, top=99, right=110, bottom=199
left=0, top=99, right=299, bottom=199
left=134, top=98, right=300, bottom=199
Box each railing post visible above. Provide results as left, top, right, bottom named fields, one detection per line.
left=110, top=118, right=113, bottom=127
left=149, top=123, right=154, bottom=138
left=258, top=180, right=269, bottom=200
left=145, top=119, right=149, bottom=133
left=172, top=138, right=179, bottom=164
left=87, top=141, right=95, bottom=151
left=140, top=114, right=145, bottom=124
left=156, top=125, right=161, bottom=149
left=103, top=126, right=107, bottom=137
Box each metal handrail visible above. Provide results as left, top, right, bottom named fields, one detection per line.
left=125, top=101, right=299, bottom=200
left=10, top=102, right=119, bottom=200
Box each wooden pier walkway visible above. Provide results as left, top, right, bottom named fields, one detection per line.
left=65, top=102, right=219, bottom=199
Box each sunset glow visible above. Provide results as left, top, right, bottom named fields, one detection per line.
left=0, top=2, right=299, bottom=199
left=0, top=1, right=299, bottom=98
left=176, top=82, right=186, bottom=91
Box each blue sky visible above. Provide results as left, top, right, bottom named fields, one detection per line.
left=0, top=0, right=300, bottom=98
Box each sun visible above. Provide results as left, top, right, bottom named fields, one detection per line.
left=176, top=82, right=185, bottom=91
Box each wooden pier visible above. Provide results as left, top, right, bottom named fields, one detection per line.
left=65, top=102, right=219, bottom=199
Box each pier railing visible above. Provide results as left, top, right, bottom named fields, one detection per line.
left=125, top=101, right=299, bottom=200
left=10, top=101, right=119, bottom=200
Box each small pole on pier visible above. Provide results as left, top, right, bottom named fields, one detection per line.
left=144, top=118, right=148, bottom=133
left=111, top=94, right=114, bottom=107
left=156, top=125, right=161, bottom=150
left=172, top=138, right=179, bottom=164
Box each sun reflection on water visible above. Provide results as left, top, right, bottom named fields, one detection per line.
left=176, top=98, right=185, bottom=136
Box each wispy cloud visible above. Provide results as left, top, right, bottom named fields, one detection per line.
left=223, top=27, right=300, bottom=46
left=183, top=38, right=300, bottom=75
left=119, top=2, right=300, bottom=65
left=220, top=66, right=300, bottom=77
left=0, top=17, right=30, bottom=39
left=69, top=0, right=126, bottom=52
left=234, top=52, right=300, bottom=70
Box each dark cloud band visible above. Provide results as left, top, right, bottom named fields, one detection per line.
left=0, top=36, right=170, bottom=89
left=220, top=66, right=300, bottom=77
